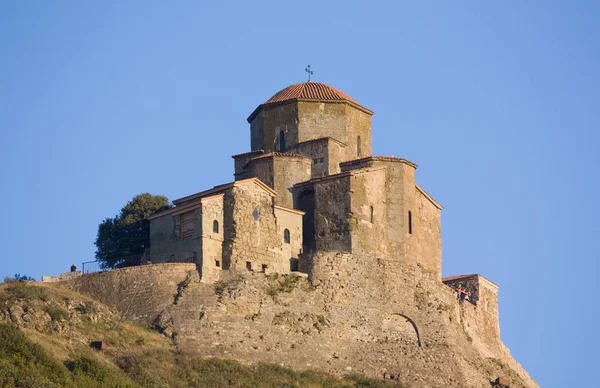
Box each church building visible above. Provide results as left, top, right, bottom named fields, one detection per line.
left=146, top=81, right=443, bottom=281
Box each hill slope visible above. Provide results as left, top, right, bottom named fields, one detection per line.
left=0, top=280, right=392, bottom=387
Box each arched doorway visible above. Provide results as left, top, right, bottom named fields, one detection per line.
left=297, top=190, right=315, bottom=252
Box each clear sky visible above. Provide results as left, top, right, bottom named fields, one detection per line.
left=1, top=1, right=598, bottom=386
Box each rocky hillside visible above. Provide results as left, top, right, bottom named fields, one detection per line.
left=63, top=253, right=538, bottom=388
left=0, top=280, right=393, bottom=387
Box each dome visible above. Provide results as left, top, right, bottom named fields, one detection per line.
left=249, top=82, right=373, bottom=120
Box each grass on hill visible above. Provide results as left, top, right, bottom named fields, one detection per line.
left=0, top=323, right=393, bottom=387
left=0, top=280, right=398, bottom=388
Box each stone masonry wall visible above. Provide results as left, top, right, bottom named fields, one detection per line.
left=313, top=175, right=352, bottom=252
left=297, top=101, right=347, bottom=145
left=412, top=187, right=443, bottom=277
left=200, top=195, right=224, bottom=282
left=340, top=157, right=442, bottom=277
left=347, top=168, right=389, bottom=257
left=251, top=103, right=299, bottom=153
left=148, top=207, right=201, bottom=264
left=65, top=252, right=538, bottom=388
left=66, top=263, right=196, bottom=324
left=272, top=156, right=312, bottom=208
left=274, top=206, right=303, bottom=271
left=81, top=252, right=538, bottom=388
left=227, top=184, right=287, bottom=273
left=344, top=104, right=372, bottom=160
left=290, top=138, right=346, bottom=178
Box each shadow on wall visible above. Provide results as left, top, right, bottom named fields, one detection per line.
left=382, top=313, right=422, bottom=348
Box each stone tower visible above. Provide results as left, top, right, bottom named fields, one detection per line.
left=234, top=81, right=443, bottom=278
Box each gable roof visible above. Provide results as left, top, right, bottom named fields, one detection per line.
left=149, top=178, right=277, bottom=220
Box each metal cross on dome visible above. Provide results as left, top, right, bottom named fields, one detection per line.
left=305, top=65, right=313, bottom=82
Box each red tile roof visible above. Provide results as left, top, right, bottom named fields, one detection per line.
left=442, top=274, right=478, bottom=283
left=265, top=82, right=358, bottom=105
left=248, top=82, right=373, bottom=121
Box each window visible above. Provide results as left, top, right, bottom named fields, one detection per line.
left=290, top=258, right=299, bottom=272
left=261, top=264, right=268, bottom=273
left=370, top=206, right=374, bottom=223
left=213, top=220, right=219, bottom=233
left=252, top=207, right=260, bottom=221
left=246, top=261, right=252, bottom=271
left=215, top=260, right=221, bottom=268
left=357, top=135, right=361, bottom=157
left=408, top=211, right=412, bottom=234
left=180, top=211, right=195, bottom=240
left=279, top=130, right=286, bottom=152
left=284, top=229, right=291, bottom=244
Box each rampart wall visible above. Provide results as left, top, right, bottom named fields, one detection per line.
left=65, top=263, right=196, bottom=324
left=62, top=255, right=537, bottom=388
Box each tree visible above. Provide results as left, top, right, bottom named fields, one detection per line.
left=94, top=193, right=172, bottom=269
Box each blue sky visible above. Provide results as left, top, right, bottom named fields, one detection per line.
left=1, top=1, right=598, bottom=386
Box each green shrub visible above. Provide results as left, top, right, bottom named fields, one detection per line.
left=0, top=323, right=70, bottom=387
left=5, top=283, right=48, bottom=302
left=43, top=304, right=69, bottom=322
left=266, top=274, right=303, bottom=299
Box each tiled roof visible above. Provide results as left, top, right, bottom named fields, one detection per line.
left=264, top=82, right=358, bottom=105
left=340, top=156, right=418, bottom=169
left=167, top=178, right=276, bottom=210
left=248, top=82, right=373, bottom=121
left=442, top=274, right=478, bottom=283
left=243, top=152, right=310, bottom=169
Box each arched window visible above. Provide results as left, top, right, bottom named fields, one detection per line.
left=357, top=135, right=361, bottom=157
left=213, top=220, right=219, bottom=233
left=408, top=211, right=412, bottom=234
left=370, top=206, right=374, bottom=223
left=284, top=229, right=290, bottom=244
left=279, top=130, right=286, bottom=152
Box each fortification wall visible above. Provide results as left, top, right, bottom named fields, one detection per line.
left=65, top=263, right=196, bottom=324
left=64, top=253, right=537, bottom=388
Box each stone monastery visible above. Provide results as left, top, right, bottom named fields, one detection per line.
left=43, top=80, right=538, bottom=387
left=146, top=81, right=443, bottom=281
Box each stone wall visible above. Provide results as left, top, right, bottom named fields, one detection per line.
left=237, top=154, right=311, bottom=208
left=42, top=270, right=83, bottom=283
left=412, top=186, right=443, bottom=277
left=340, top=157, right=442, bottom=278
left=233, top=150, right=264, bottom=178
left=312, top=175, right=352, bottom=252
left=290, top=137, right=346, bottom=177
left=250, top=103, right=299, bottom=153
left=272, top=156, right=312, bottom=208
left=274, top=206, right=303, bottom=271
left=65, top=263, right=197, bottom=324
left=348, top=168, right=388, bottom=257
left=297, top=101, right=347, bottom=145
left=63, top=250, right=537, bottom=388
left=148, top=206, right=201, bottom=264
left=443, top=275, right=502, bottom=357
left=74, top=253, right=537, bottom=388
left=344, top=104, right=372, bottom=160
left=200, top=195, right=224, bottom=281
left=226, top=184, right=287, bottom=273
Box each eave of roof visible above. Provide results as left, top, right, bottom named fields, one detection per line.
left=340, top=156, right=418, bottom=170
left=168, top=178, right=276, bottom=208
left=416, top=184, right=443, bottom=210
